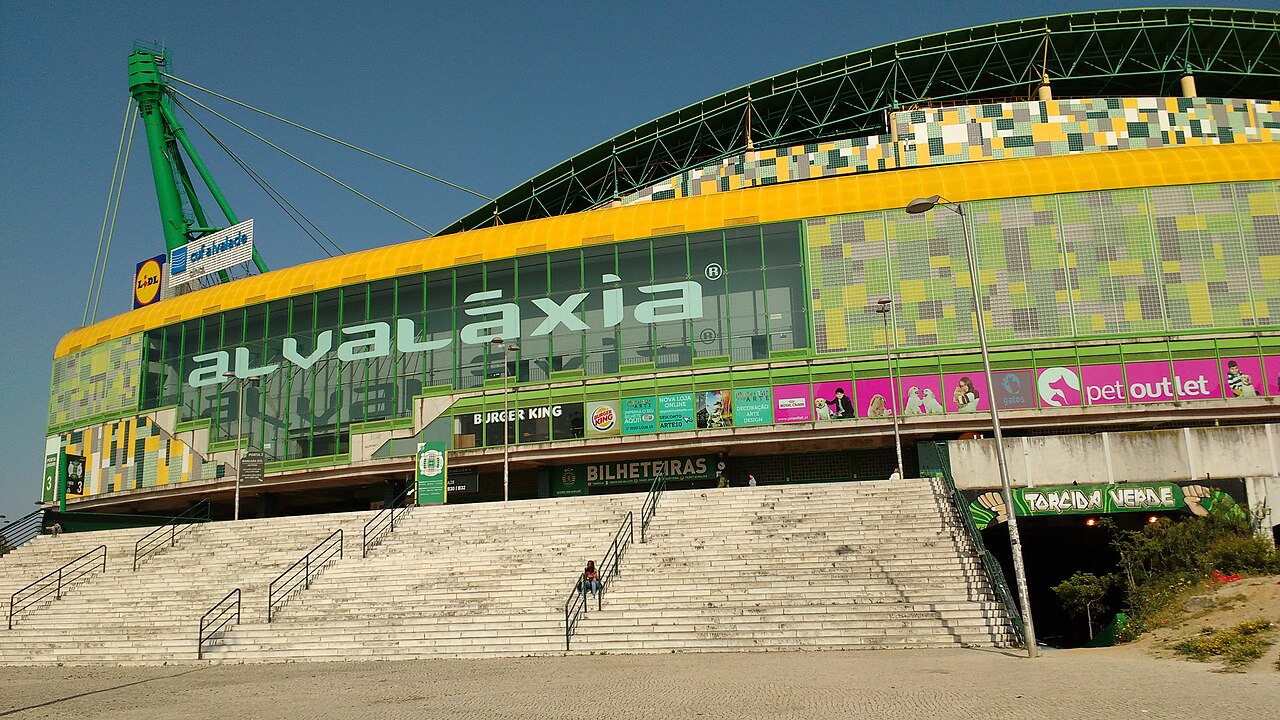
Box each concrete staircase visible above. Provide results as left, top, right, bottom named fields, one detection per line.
left=201, top=495, right=636, bottom=662
left=0, top=511, right=374, bottom=665
left=569, top=480, right=1017, bottom=653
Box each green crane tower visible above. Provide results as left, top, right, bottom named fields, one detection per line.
left=127, top=48, right=268, bottom=275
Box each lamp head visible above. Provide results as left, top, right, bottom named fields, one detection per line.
left=490, top=337, right=504, bottom=345
left=507, top=344, right=520, bottom=352
left=905, top=195, right=941, bottom=214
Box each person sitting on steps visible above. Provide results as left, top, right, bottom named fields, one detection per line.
left=580, top=560, right=601, bottom=609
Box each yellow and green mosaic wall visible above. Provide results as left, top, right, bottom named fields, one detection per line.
left=58, top=415, right=213, bottom=498
left=807, top=180, right=1280, bottom=354
left=622, top=97, right=1280, bottom=205
left=47, top=333, right=142, bottom=432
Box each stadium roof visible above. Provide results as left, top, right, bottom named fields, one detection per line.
left=439, top=7, right=1280, bottom=235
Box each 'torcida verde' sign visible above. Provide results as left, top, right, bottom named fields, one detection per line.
left=1015, top=482, right=1184, bottom=516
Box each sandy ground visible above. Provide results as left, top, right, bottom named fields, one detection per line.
left=1126, top=574, right=1280, bottom=669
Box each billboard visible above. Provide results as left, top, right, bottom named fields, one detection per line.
left=132, top=254, right=166, bottom=309
left=169, top=219, right=254, bottom=287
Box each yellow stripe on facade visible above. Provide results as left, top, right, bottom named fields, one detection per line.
left=55, top=142, right=1280, bottom=358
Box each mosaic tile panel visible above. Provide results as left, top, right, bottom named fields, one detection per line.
left=48, top=333, right=142, bottom=430
left=622, top=98, right=1280, bottom=206
left=807, top=181, right=1280, bottom=355
left=60, top=414, right=209, bottom=497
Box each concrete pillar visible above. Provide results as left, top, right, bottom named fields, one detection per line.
left=1181, top=74, right=1197, bottom=98
left=1037, top=82, right=1053, bottom=101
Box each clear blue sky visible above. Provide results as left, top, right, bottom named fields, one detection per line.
left=1, top=1, right=1273, bottom=523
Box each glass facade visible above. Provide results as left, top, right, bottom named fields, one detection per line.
left=137, top=223, right=808, bottom=459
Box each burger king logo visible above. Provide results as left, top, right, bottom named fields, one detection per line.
left=590, top=404, right=616, bottom=433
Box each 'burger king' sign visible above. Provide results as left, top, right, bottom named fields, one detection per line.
left=586, top=401, right=621, bottom=437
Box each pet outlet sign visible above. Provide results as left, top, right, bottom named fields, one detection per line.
left=1014, top=482, right=1185, bottom=517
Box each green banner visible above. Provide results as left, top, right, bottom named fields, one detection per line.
left=42, top=452, right=58, bottom=503
left=552, top=465, right=588, bottom=497
left=415, top=442, right=448, bottom=505
left=733, top=387, right=773, bottom=426
left=622, top=396, right=657, bottom=435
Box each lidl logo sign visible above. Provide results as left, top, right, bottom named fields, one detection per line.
left=133, top=254, right=166, bottom=309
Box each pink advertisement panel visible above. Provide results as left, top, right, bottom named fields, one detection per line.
left=898, top=374, right=945, bottom=416
left=1171, top=359, right=1220, bottom=401
left=942, top=372, right=989, bottom=413
left=1036, top=366, right=1082, bottom=408
left=1081, top=364, right=1126, bottom=405
left=772, top=383, right=812, bottom=423
left=811, top=381, right=857, bottom=421
left=855, top=378, right=896, bottom=418
left=1122, top=361, right=1178, bottom=403
left=1222, top=356, right=1266, bottom=399
left=1265, top=356, right=1280, bottom=398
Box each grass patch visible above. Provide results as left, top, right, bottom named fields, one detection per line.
left=1173, top=619, right=1276, bottom=668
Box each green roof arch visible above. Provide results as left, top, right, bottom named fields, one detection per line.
left=440, top=7, right=1280, bottom=235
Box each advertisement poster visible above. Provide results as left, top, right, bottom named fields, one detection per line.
left=696, top=389, right=734, bottom=429
left=990, top=369, right=1037, bottom=410
left=1222, top=356, right=1265, bottom=400
left=42, top=442, right=59, bottom=503
left=942, top=372, right=989, bottom=413
left=132, top=254, right=166, bottom=309
left=1266, top=356, right=1280, bottom=397
left=1080, top=363, right=1126, bottom=405
left=621, top=396, right=658, bottom=435
left=855, top=377, right=896, bottom=418
left=657, top=393, right=696, bottom=432
left=898, top=374, right=945, bottom=416
left=415, top=442, right=447, bottom=505
left=585, top=400, right=621, bottom=438
left=1037, top=366, right=1082, bottom=407
left=732, top=387, right=773, bottom=426
left=772, top=383, right=812, bottom=423
left=552, top=465, right=588, bottom=497
left=1171, top=359, right=1219, bottom=401
left=810, top=381, right=857, bottom=421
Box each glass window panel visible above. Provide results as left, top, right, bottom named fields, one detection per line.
left=688, top=231, right=724, bottom=283
left=724, top=226, right=763, bottom=272
left=455, top=265, right=483, bottom=305
left=368, top=280, right=395, bottom=321
left=485, top=259, right=515, bottom=297
left=553, top=403, right=585, bottom=440
left=341, top=285, right=367, bottom=325
left=582, top=246, right=616, bottom=289
left=550, top=250, right=581, bottom=293
left=762, top=222, right=802, bottom=267
left=650, top=235, right=685, bottom=280
left=517, top=255, right=548, bottom=297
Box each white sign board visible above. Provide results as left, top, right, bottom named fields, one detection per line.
left=169, top=219, right=254, bottom=286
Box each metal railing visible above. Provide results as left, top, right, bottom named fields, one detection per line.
left=0, top=510, right=44, bottom=556
left=197, top=588, right=241, bottom=659
left=563, top=511, right=633, bottom=651
left=639, top=476, right=667, bottom=543
left=362, top=486, right=414, bottom=558
left=133, top=500, right=212, bottom=571
left=936, top=472, right=1026, bottom=645
left=267, top=530, right=343, bottom=622
left=8, top=545, right=107, bottom=629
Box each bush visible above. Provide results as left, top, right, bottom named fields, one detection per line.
left=1173, top=619, right=1277, bottom=668
left=1204, top=535, right=1280, bottom=575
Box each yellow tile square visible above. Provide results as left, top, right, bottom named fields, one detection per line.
left=915, top=318, right=938, bottom=336
left=1163, top=261, right=1180, bottom=273
left=900, top=279, right=926, bottom=302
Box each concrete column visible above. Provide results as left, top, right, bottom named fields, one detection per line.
left=1037, top=82, right=1053, bottom=101
left=1181, top=74, right=1197, bottom=98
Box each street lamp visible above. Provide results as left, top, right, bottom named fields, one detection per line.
left=490, top=338, right=520, bottom=503
left=222, top=372, right=260, bottom=521
left=905, top=194, right=1039, bottom=658
left=873, top=299, right=904, bottom=479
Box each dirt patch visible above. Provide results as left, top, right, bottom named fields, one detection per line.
left=1125, top=574, right=1280, bottom=671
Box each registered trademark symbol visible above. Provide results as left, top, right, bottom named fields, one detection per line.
left=704, top=263, right=723, bottom=280
left=699, top=328, right=719, bottom=344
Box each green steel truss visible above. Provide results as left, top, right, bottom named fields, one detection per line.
left=440, top=7, right=1280, bottom=235
left=128, top=45, right=268, bottom=273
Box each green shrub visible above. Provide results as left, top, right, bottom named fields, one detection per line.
left=1204, top=535, right=1280, bottom=575
left=1173, top=619, right=1277, bottom=668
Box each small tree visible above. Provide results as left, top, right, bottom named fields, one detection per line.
left=1053, top=571, right=1114, bottom=640
left=0, top=533, right=11, bottom=558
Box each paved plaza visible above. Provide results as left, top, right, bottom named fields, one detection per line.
left=2, top=647, right=1277, bottom=719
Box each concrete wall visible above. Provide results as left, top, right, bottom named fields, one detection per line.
left=948, top=424, right=1280, bottom=537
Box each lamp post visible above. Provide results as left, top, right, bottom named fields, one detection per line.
left=490, top=338, right=520, bottom=503
left=222, top=373, right=259, bottom=521
left=905, top=194, right=1039, bottom=658
left=874, top=299, right=904, bottom=479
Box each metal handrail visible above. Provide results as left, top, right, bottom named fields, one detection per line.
left=564, top=511, right=633, bottom=651
left=362, top=485, right=414, bottom=558
left=936, top=473, right=1026, bottom=644
left=639, top=475, right=667, bottom=543
left=8, top=545, right=107, bottom=629
left=197, top=588, right=241, bottom=659
left=267, top=530, right=343, bottom=623
left=133, top=499, right=212, bottom=571
left=0, top=510, right=44, bottom=556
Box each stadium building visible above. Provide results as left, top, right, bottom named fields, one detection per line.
left=43, top=5, right=1280, bottom=561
